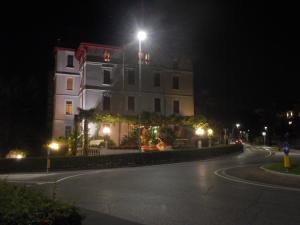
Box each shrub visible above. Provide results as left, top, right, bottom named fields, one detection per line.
left=159, top=127, right=176, bottom=146
left=0, top=181, right=83, bottom=225
left=120, top=128, right=139, bottom=148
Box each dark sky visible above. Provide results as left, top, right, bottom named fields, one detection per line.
left=0, top=0, right=298, bottom=152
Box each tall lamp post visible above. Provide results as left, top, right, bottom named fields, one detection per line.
left=47, top=141, right=60, bottom=173
left=137, top=30, right=147, bottom=152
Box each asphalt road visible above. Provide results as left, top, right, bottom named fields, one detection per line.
left=3, top=145, right=300, bottom=225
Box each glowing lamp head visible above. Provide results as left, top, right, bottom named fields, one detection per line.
left=137, top=31, right=147, bottom=41
left=103, top=127, right=111, bottom=135
left=262, top=131, right=266, bottom=136
left=236, top=123, right=240, bottom=128
left=207, top=128, right=213, bottom=136
left=48, top=142, right=60, bottom=151
left=195, top=127, right=205, bottom=136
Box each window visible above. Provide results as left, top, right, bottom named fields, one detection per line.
left=128, top=96, right=135, bottom=111
left=128, top=70, right=135, bottom=85
left=65, top=126, right=72, bottom=137
left=103, top=50, right=111, bottom=62
left=66, top=101, right=73, bottom=115
left=173, top=100, right=179, bottom=114
left=172, top=76, right=179, bottom=89
left=66, top=78, right=73, bottom=90
left=154, top=98, right=161, bottom=113
left=67, top=55, right=74, bottom=67
left=103, top=96, right=110, bottom=111
left=154, top=73, right=160, bottom=87
left=103, top=70, right=111, bottom=84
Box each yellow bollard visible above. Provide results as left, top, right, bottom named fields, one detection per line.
left=47, top=159, right=51, bottom=170
left=283, top=155, right=290, bottom=169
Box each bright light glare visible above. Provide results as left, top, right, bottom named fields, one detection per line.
left=195, top=127, right=205, bottom=136
left=262, top=131, right=266, bottom=136
left=236, top=123, right=240, bottom=128
left=16, top=154, right=23, bottom=159
left=103, top=127, right=111, bottom=135
left=288, top=121, right=292, bottom=125
left=48, top=142, right=59, bottom=151
left=207, top=128, right=213, bottom=136
left=137, top=31, right=147, bottom=41
left=264, top=126, right=268, bottom=130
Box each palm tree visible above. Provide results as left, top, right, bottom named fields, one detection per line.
left=78, top=108, right=97, bottom=156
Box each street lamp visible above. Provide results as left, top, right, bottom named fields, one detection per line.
left=102, top=126, right=111, bottom=149
left=207, top=128, right=214, bottom=147
left=236, top=123, right=240, bottom=129
left=262, top=131, right=266, bottom=146
left=47, top=141, right=60, bottom=173
left=264, top=126, right=268, bottom=131
left=195, top=127, right=205, bottom=148
left=137, top=30, right=147, bottom=152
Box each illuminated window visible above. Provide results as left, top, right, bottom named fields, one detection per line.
left=128, top=70, right=135, bottom=85
left=66, top=78, right=73, bottom=90
left=103, top=96, right=110, bottom=111
left=103, top=50, right=111, bottom=62
left=128, top=96, right=135, bottom=111
left=144, top=53, right=150, bottom=64
left=172, top=76, right=179, bottom=89
left=103, top=70, right=111, bottom=84
left=154, top=73, right=160, bottom=87
left=67, top=55, right=74, bottom=67
left=154, top=98, right=161, bottom=113
left=66, top=101, right=73, bottom=115
left=173, top=100, right=179, bottom=114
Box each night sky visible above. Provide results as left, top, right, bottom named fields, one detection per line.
left=0, top=1, right=298, bottom=153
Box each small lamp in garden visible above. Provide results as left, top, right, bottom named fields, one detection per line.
left=262, top=131, right=266, bottom=146
left=102, top=127, right=111, bottom=149
left=207, top=128, right=214, bottom=147
left=47, top=141, right=60, bottom=173
left=195, top=127, right=205, bottom=148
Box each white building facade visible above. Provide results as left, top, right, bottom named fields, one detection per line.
left=52, top=42, right=194, bottom=146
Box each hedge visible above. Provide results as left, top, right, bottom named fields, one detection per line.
left=0, top=181, right=83, bottom=225
left=0, top=145, right=242, bottom=173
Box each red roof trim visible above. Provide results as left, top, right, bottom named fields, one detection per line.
left=75, top=42, right=123, bottom=60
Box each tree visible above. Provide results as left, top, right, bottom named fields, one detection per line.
left=77, top=108, right=97, bottom=156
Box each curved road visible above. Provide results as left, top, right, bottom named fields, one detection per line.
left=3, top=145, right=300, bottom=225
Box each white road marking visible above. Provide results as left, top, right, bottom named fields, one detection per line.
left=214, top=166, right=300, bottom=192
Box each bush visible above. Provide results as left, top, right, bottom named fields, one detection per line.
left=120, top=128, right=139, bottom=148
left=159, top=127, right=176, bottom=146
left=0, top=181, right=83, bottom=225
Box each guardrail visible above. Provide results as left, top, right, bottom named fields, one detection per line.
left=0, top=145, right=243, bottom=173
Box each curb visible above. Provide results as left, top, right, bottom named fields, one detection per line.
left=260, top=165, right=300, bottom=178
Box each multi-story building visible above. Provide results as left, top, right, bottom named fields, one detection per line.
left=52, top=42, right=194, bottom=146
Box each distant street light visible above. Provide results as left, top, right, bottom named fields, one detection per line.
left=236, top=123, right=240, bottom=129
left=47, top=141, right=60, bottom=173
left=195, top=127, right=205, bottom=148
left=264, top=126, right=268, bottom=130
left=137, top=30, right=147, bottom=152
left=288, top=121, right=292, bottom=125
left=262, top=131, right=266, bottom=146
left=102, top=127, right=111, bottom=149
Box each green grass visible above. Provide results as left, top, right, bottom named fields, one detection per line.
left=264, top=161, right=300, bottom=175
